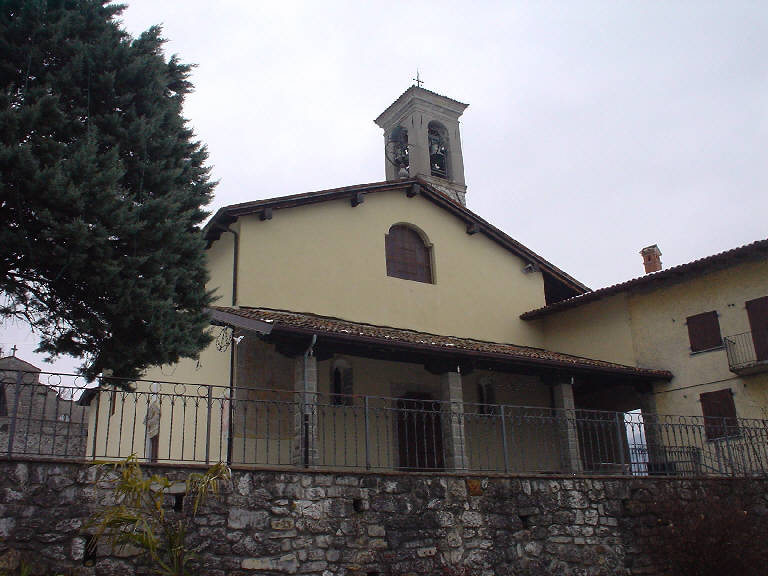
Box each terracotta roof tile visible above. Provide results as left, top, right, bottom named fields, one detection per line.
left=211, top=306, right=672, bottom=380
left=522, top=238, right=768, bottom=320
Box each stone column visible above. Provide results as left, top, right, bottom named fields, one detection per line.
left=552, top=378, right=583, bottom=473
left=440, top=371, right=468, bottom=471
left=292, top=354, right=319, bottom=467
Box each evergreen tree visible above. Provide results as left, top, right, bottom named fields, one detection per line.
left=0, top=0, right=215, bottom=380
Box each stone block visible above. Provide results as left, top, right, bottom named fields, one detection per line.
left=227, top=508, right=269, bottom=530
left=241, top=553, right=299, bottom=573
left=367, top=524, right=386, bottom=537
left=271, top=517, right=296, bottom=530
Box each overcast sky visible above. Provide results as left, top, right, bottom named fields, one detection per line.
left=2, top=1, right=767, bottom=372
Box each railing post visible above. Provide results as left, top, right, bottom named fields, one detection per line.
left=615, top=412, right=626, bottom=474
left=500, top=404, right=510, bottom=473
left=205, top=385, right=213, bottom=464
left=6, top=370, right=24, bottom=457
left=364, top=396, right=371, bottom=470
left=302, top=397, right=310, bottom=468
left=723, top=416, right=735, bottom=477
left=90, top=387, right=101, bottom=460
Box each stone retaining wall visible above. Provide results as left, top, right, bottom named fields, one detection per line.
left=0, top=459, right=767, bottom=575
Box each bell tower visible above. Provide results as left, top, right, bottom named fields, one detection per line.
left=375, top=85, right=469, bottom=206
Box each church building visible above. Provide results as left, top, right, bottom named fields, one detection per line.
left=84, top=86, right=767, bottom=476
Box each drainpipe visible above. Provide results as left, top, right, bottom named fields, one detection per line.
left=225, top=227, right=239, bottom=306
left=219, top=226, right=239, bottom=463
left=226, top=335, right=236, bottom=464
left=303, top=335, right=317, bottom=467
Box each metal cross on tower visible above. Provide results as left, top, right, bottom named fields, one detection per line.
left=413, top=70, right=424, bottom=88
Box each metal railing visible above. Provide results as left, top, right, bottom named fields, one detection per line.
left=0, top=370, right=89, bottom=459
left=724, top=330, right=768, bottom=374
left=2, top=370, right=768, bottom=477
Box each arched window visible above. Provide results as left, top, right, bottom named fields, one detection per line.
left=385, top=224, right=433, bottom=283
left=330, top=358, right=353, bottom=406
left=477, top=376, right=497, bottom=415
left=388, top=126, right=410, bottom=175
left=428, top=121, right=449, bottom=179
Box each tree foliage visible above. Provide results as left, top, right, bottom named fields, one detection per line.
left=0, top=0, right=215, bottom=379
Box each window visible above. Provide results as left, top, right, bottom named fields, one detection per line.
left=330, top=359, right=353, bottom=406
left=0, top=383, right=6, bottom=416
left=389, top=126, right=409, bottom=174
left=686, top=311, right=722, bottom=352
left=700, top=389, right=738, bottom=440
left=427, top=121, right=449, bottom=179
left=385, top=224, right=432, bottom=283
left=477, top=377, right=497, bottom=415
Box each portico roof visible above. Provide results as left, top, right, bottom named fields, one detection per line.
left=209, top=306, right=672, bottom=381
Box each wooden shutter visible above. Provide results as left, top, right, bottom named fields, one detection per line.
left=686, top=311, right=722, bottom=352
left=746, top=296, right=768, bottom=361
left=385, top=225, right=432, bottom=283
left=331, top=366, right=353, bottom=406
left=700, top=389, right=738, bottom=440
left=478, top=380, right=497, bottom=415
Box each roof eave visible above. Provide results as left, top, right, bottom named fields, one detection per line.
left=521, top=238, right=768, bottom=320
left=201, top=178, right=589, bottom=295
left=268, top=322, right=670, bottom=381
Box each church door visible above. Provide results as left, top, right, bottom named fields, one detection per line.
left=396, top=393, right=444, bottom=471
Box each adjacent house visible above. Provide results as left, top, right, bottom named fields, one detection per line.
left=0, top=353, right=88, bottom=457
left=523, top=240, right=768, bottom=473
left=80, top=86, right=766, bottom=476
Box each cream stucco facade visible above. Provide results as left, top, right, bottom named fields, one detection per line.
left=82, top=86, right=767, bottom=477
left=234, top=191, right=546, bottom=347
left=535, top=258, right=768, bottom=420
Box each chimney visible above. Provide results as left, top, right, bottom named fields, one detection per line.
left=640, top=245, right=662, bottom=274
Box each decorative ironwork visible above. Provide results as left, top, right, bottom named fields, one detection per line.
left=725, top=330, right=768, bottom=374
left=2, top=370, right=768, bottom=478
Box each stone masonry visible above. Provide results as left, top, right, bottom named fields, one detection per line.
left=1, top=460, right=767, bottom=575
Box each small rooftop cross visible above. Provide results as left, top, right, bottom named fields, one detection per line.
left=412, top=70, right=424, bottom=88
left=10, top=345, right=18, bottom=357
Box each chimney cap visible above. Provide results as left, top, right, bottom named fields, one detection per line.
left=640, top=244, right=663, bottom=274
left=640, top=244, right=662, bottom=256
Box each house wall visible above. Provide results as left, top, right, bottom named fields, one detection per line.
left=232, top=190, right=547, bottom=346
left=229, top=339, right=561, bottom=473
left=95, top=338, right=563, bottom=472
left=206, top=223, right=237, bottom=306
left=87, top=327, right=234, bottom=462
left=628, top=259, right=768, bottom=419
left=537, top=294, right=636, bottom=366
left=537, top=259, right=768, bottom=421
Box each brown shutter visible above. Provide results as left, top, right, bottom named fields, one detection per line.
left=341, top=368, right=354, bottom=405
left=700, top=389, right=738, bottom=440
left=385, top=225, right=432, bottom=283
left=746, top=296, right=768, bottom=361
left=686, top=311, right=722, bottom=352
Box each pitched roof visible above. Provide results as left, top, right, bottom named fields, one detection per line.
left=211, top=306, right=672, bottom=381
left=0, top=355, right=41, bottom=373
left=521, top=238, right=768, bottom=320
left=204, top=177, right=589, bottom=294
left=374, top=85, right=468, bottom=127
